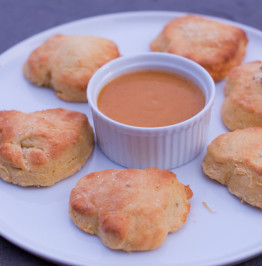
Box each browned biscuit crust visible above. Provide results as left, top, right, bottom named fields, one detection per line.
left=221, top=61, right=262, bottom=131
left=150, top=15, right=248, bottom=82
left=23, top=34, right=120, bottom=102
left=69, top=168, right=192, bottom=251
left=202, top=127, right=262, bottom=209
left=0, top=108, right=94, bottom=186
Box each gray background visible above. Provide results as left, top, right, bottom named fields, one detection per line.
left=0, top=0, right=261, bottom=265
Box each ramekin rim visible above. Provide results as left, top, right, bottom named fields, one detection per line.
left=87, top=52, right=216, bottom=133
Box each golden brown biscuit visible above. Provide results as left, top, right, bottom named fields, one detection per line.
left=202, top=127, right=262, bottom=209
left=150, top=15, right=248, bottom=82
left=69, top=168, right=192, bottom=251
left=0, top=108, right=94, bottom=186
left=23, top=34, right=120, bottom=102
left=221, top=61, right=262, bottom=131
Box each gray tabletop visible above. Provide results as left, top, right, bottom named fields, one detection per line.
left=0, top=0, right=261, bottom=265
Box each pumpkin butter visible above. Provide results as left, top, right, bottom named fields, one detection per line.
left=97, top=70, right=205, bottom=127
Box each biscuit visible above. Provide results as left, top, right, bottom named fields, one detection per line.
left=69, top=168, right=192, bottom=251
left=150, top=15, right=248, bottom=82
left=0, top=108, right=94, bottom=186
left=202, top=127, right=262, bottom=209
left=23, top=34, right=120, bottom=102
left=221, top=61, right=262, bottom=130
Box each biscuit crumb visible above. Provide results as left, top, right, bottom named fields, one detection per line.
left=202, top=201, right=215, bottom=213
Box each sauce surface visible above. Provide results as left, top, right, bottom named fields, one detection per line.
left=97, top=70, right=205, bottom=127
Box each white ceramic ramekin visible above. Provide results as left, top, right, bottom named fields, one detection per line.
left=87, top=53, right=215, bottom=169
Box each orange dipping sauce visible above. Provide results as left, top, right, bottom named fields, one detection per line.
left=97, top=70, right=205, bottom=127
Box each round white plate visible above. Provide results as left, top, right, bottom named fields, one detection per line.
left=0, top=11, right=261, bottom=266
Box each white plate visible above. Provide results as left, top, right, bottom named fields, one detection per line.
left=0, top=11, right=261, bottom=266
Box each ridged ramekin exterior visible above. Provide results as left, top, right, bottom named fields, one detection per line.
left=87, top=53, right=215, bottom=169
